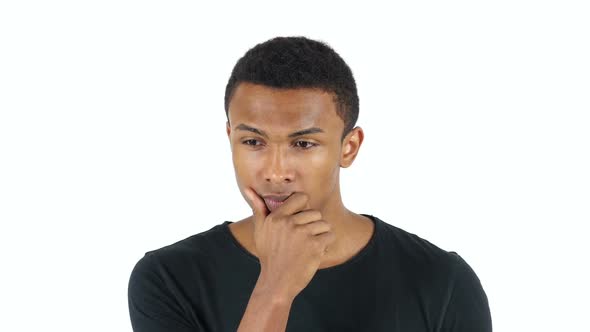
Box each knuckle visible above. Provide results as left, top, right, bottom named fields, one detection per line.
left=328, top=231, right=336, bottom=243
left=294, top=225, right=306, bottom=234
left=311, top=237, right=322, bottom=249
left=316, top=220, right=329, bottom=230
left=297, top=192, right=310, bottom=202
left=312, top=211, right=322, bottom=220
left=267, top=214, right=280, bottom=223
left=286, top=214, right=297, bottom=224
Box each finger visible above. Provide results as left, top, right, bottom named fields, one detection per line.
left=288, top=210, right=322, bottom=225
left=243, top=187, right=269, bottom=221
left=273, top=192, right=312, bottom=217
left=299, top=220, right=331, bottom=235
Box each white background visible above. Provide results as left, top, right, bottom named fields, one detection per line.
left=1, top=1, right=588, bottom=331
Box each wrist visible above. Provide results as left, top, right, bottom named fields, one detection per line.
left=253, top=274, right=294, bottom=305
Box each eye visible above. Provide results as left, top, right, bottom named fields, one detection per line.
left=241, top=139, right=261, bottom=146
left=294, top=141, right=318, bottom=150
left=240, top=139, right=318, bottom=150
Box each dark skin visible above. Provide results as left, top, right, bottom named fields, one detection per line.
left=226, top=82, right=374, bottom=269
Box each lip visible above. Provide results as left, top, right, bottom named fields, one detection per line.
left=262, top=194, right=292, bottom=202
left=261, top=193, right=293, bottom=212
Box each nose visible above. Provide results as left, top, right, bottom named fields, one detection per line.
left=263, top=145, right=294, bottom=184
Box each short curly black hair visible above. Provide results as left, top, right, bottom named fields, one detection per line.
left=224, top=36, right=359, bottom=142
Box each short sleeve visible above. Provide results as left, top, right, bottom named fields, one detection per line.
left=127, top=254, right=198, bottom=332
left=440, top=253, right=493, bottom=332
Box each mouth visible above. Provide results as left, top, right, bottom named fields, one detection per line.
left=262, top=193, right=292, bottom=212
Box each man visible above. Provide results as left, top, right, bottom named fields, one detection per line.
left=128, top=36, right=492, bottom=332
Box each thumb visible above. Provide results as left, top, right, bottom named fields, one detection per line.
left=243, top=187, right=269, bottom=219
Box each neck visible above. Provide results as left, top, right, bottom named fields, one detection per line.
left=313, top=182, right=358, bottom=257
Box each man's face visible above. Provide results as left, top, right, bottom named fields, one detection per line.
left=226, top=82, right=349, bottom=213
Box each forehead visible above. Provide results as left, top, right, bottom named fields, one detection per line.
left=228, top=82, right=343, bottom=133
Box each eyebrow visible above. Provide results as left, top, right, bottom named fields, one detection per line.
left=234, top=123, right=325, bottom=138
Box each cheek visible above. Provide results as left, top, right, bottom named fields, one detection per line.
left=232, top=150, right=253, bottom=177
left=232, top=149, right=271, bottom=185
left=304, top=152, right=340, bottom=186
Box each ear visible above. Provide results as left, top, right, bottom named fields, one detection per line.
left=340, top=126, right=364, bottom=168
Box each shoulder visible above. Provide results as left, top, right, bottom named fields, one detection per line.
left=373, top=216, right=491, bottom=328
left=372, top=216, right=471, bottom=289
left=127, top=224, right=231, bottom=332
left=375, top=216, right=457, bottom=267
left=129, top=221, right=230, bottom=281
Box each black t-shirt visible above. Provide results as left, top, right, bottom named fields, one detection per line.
left=128, top=214, right=492, bottom=331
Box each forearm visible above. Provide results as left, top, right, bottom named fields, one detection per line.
left=237, top=279, right=294, bottom=332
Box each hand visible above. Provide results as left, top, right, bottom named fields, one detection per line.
left=243, top=187, right=336, bottom=301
